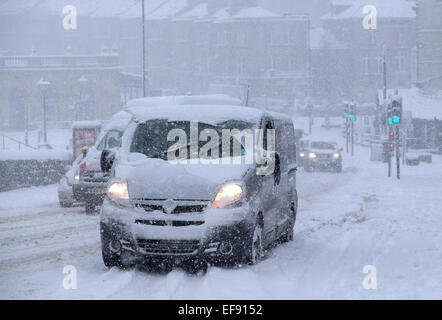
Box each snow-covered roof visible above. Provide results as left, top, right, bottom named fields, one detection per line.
left=0, top=0, right=41, bottom=15
left=322, top=0, right=416, bottom=20
left=233, top=6, right=280, bottom=19
left=88, top=0, right=137, bottom=19
left=175, top=2, right=208, bottom=20
left=119, top=0, right=166, bottom=19
left=147, top=0, right=188, bottom=20
left=378, top=88, right=442, bottom=120
left=209, top=7, right=230, bottom=21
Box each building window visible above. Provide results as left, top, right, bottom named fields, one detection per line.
left=270, top=31, right=289, bottom=46
left=397, top=28, right=406, bottom=44
left=289, top=31, right=297, bottom=45
left=397, top=51, right=408, bottom=72
left=217, top=31, right=228, bottom=46
left=370, top=30, right=377, bottom=44
left=362, top=54, right=370, bottom=74
left=236, top=32, right=247, bottom=47
left=237, top=56, right=246, bottom=74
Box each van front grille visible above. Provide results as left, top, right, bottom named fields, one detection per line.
left=137, top=239, right=200, bottom=255
left=135, top=220, right=204, bottom=227
left=133, top=199, right=210, bottom=214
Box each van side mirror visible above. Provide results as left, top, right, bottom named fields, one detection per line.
left=339, top=148, right=344, bottom=152
left=100, top=150, right=115, bottom=173
left=274, top=154, right=281, bottom=186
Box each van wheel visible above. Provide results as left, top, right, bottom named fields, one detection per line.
left=101, top=230, right=120, bottom=268
left=102, top=249, right=119, bottom=268
left=282, top=201, right=297, bottom=242
left=246, top=222, right=263, bottom=265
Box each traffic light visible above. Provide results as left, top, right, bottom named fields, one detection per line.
left=390, top=143, right=394, bottom=151
left=387, top=102, right=393, bottom=125
left=392, top=99, right=402, bottom=124
left=349, top=102, right=356, bottom=121
left=344, top=103, right=349, bottom=118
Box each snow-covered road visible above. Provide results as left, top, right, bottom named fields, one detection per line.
left=1, top=122, right=441, bottom=299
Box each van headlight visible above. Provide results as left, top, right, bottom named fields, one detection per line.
left=213, top=183, right=243, bottom=208
left=333, top=153, right=340, bottom=159
left=309, top=152, right=317, bottom=159
left=107, top=181, right=130, bottom=206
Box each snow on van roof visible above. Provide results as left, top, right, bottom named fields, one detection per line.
left=126, top=104, right=263, bottom=125
left=122, top=95, right=293, bottom=125
left=123, top=104, right=293, bottom=126
left=125, top=94, right=243, bottom=108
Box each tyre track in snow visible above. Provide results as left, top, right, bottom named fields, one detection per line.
left=0, top=205, right=100, bottom=271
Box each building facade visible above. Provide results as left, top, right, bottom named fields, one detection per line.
left=318, top=0, right=416, bottom=103
left=0, top=53, right=120, bottom=130
left=416, top=0, right=442, bottom=92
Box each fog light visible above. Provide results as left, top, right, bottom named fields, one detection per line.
left=109, top=239, right=122, bottom=254
left=219, top=242, right=233, bottom=255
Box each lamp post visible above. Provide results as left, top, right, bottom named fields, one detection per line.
left=78, top=75, right=89, bottom=120
left=141, top=0, right=147, bottom=97
left=36, top=78, right=50, bottom=143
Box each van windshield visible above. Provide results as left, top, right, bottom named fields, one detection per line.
left=130, top=119, right=254, bottom=161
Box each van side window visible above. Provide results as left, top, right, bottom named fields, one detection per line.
left=263, top=120, right=274, bottom=151
left=97, top=136, right=106, bottom=151
left=106, top=130, right=122, bottom=149
left=275, top=120, right=288, bottom=172
left=285, top=121, right=297, bottom=165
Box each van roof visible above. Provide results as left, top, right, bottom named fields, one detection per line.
left=125, top=94, right=242, bottom=109
left=125, top=104, right=292, bottom=126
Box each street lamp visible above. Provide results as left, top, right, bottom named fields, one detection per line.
left=141, top=0, right=147, bottom=97
left=36, top=78, right=50, bottom=143
left=77, top=75, right=90, bottom=120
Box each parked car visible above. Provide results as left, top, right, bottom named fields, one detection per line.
left=74, top=111, right=133, bottom=214
left=57, top=154, right=84, bottom=207
left=303, top=141, right=343, bottom=172
left=297, top=139, right=310, bottom=167
left=99, top=102, right=299, bottom=270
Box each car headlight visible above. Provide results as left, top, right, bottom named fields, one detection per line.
left=300, top=152, right=305, bottom=158
left=213, top=183, right=243, bottom=208
left=108, top=182, right=129, bottom=200
left=107, top=181, right=131, bottom=206
left=309, top=152, right=317, bottom=159
left=74, top=170, right=80, bottom=182
left=333, top=153, right=340, bottom=159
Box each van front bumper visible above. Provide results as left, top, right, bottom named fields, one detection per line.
left=100, top=199, right=253, bottom=265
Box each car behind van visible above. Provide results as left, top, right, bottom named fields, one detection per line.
left=99, top=100, right=298, bottom=269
